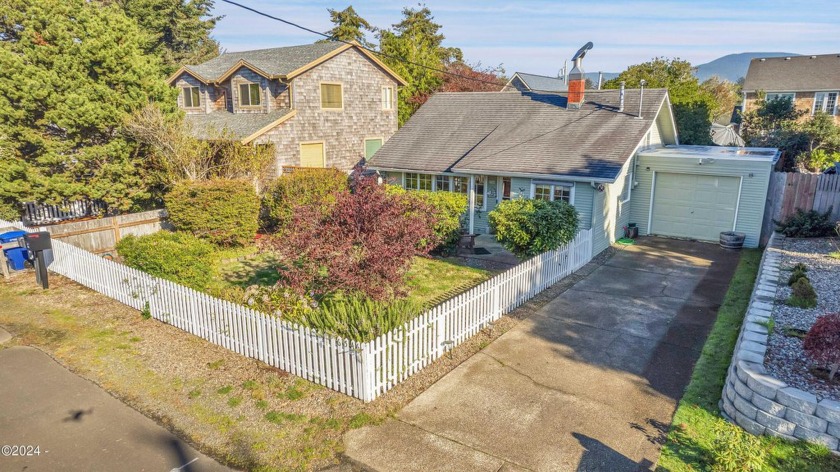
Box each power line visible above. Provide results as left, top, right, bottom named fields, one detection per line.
left=218, top=0, right=532, bottom=91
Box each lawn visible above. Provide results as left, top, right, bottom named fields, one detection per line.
left=216, top=250, right=490, bottom=309
left=657, top=249, right=840, bottom=472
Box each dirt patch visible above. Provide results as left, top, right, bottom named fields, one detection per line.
left=0, top=248, right=612, bottom=470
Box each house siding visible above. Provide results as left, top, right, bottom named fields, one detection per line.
left=255, top=48, right=399, bottom=173
left=229, top=68, right=270, bottom=114
left=743, top=91, right=840, bottom=125
left=630, top=154, right=772, bottom=248
left=173, top=73, right=213, bottom=114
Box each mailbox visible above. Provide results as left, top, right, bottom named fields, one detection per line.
left=23, top=232, right=52, bottom=252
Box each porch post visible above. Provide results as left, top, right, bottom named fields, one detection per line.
left=468, top=175, right=476, bottom=235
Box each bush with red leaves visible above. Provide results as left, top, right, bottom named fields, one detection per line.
left=272, top=173, right=439, bottom=301
left=804, top=313, right=840, bottom=381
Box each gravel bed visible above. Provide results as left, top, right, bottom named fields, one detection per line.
left=764, top=237, right=840, bottom=401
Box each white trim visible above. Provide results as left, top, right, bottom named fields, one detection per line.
left=647, top=171, right=657, bottom=235
left=530, top=181, right=575, bottom=205
left=733, top=176, right=744, bottom=231
left=448, top=168, right=615, bottom=184
left=764, top=92, right=796, bottom=102
left=812, top=91, right=839, bottom=116
left=381, top=86, right=395, bottom=111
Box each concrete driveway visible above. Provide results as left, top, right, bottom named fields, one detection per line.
left=345, top=237, right=740, bottom=471
left=0, top=346, right=231, bottom=472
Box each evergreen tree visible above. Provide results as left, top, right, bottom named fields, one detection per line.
left=379, top=6, right=461, bottom=125
left=117, top=0, right=221, bottom=70
left=603, top=57, right=716, bottom=144
left=0, top=0, right=176, bottom=211
left=318, top=6, right=374, bottom=48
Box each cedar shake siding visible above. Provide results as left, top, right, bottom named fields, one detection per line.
left=171, top=43, right=401, bottom=175
left=253, top=48, right=397, bottom=171
left=743, top=92, right=840, bottom=125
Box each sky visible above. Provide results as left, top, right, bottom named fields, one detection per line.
left=211, top=0, right=840, bottom=76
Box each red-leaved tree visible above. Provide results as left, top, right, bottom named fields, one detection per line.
left=804, top=313, right=840, bottom=381
left=273, top=173, right=439, bottom=300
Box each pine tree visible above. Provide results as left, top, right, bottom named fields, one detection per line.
left=379, top=6, right=461, bottom=125
left=118, top=0, right=221, bottom=69
left=318, top=6, right=374, bottom=48
left=0, top=0, right=176, bottom=211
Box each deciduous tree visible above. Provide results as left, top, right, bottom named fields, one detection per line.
left=439, top=61, right=505, bottom=93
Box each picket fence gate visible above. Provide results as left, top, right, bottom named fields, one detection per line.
left=1, top=219, right=592, bottom=402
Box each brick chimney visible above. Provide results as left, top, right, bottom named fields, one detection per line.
left=567, top=42, right=593, bottom=110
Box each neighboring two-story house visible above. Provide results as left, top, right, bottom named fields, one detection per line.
left=167, top=42, right=406, bottom=173
left=742, top=54, right=840, bottom=124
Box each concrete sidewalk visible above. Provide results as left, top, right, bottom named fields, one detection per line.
left=0, top=346, right=231, bottom=472
left=345, top=238, right=739, bottom=471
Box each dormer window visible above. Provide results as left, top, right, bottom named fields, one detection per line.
left=182, top=86, right=200, bottom=108
left=239, top=83, right=261, bottom=107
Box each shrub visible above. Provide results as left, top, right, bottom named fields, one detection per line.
left=117, top=231, right=217, bottom=290
left=261, top=168, right=349, bottom=233
left=272, top=174, right=438, bottom=300
left=488, top=198, right=579, bottom=258
left=387, top=186, right=468, bottom=254
left=710, top=418, right=766, bottom=472
left=166, top=179, right=260, bottom=247
left=788, top=265, right=808, bottom=286
left=804, top=313, right=840, bottom=381
left=289, top=294, right=424, bottom=342
left=788, top=277, right=817, bottom=308
left=774, top=208, right=835, bottom=238
left=0, top=200, right=20, bottom=221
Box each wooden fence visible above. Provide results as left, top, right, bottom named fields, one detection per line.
left=0, top=218, right=593, bottom=402
left=25, top=209, right=170, bottom=254
left=761, top=173, right=840, bottom=245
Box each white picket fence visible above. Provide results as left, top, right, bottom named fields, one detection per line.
left=1, top=219, right=592, bottom=402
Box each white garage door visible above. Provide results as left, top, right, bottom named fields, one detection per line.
left=651, top=173, right=740, bottom=241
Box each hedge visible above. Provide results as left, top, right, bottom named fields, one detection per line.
left=116, top=231, right=217, bottom=290
left=261, top=168, right=349, bottom=234
left=387, top=186, right=468, bottom=254
left=166, top=179, right=260, bottom=247
left=488, top=198, right=579, bottom=258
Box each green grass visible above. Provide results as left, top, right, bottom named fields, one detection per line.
left=216, top=385, right=233, bottom=395
left=404, top=257, right=490, bottom=307
left=657, top=249, right=840, bottom=472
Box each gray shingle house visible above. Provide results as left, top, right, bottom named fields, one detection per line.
left=502, top=72, right=568, bottom=93
left=369, top=82, right=779, bottom=252
left=742, top=54, right=840, bottom=124
left=167, top=42, right=407, bottom=173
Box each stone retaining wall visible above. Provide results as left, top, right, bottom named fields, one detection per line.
left=721, top=233, right=840, bottom=451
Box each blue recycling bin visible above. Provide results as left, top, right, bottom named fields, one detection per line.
left=1, top=230, right=29, bottom=271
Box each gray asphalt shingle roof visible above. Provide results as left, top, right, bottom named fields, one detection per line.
left=185, top=109, right=293, bottom=140
left=369, top=89, right=668, bottom=181
left=185, top=42, right=345, bottom=81
left=743, top=54, right=840, bottom=92
left=510, top=72, right=568, bottom=92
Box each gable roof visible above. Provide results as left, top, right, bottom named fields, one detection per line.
left=185, top=109, right=296, bottom=144
left=369, top=89, right=670, bottom=181
left=168, top=42, right=407, bottom=86
left=743, top=54, right=840, bottom=92
left=505, top=72, right=568, bottom=92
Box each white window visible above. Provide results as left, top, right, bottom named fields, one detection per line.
left=765, top=92, right=795, bottom=103
left=405, top=173, right=432, bottom=191
left=435, top=175, right=450, bottom=191
left=474, top=176, right=486, bottom=209
left=813, top=92, right=838, bottom=115
left=382, top=86, right=394, bottom=110
left=238, top=83, right=261, bottom=107
left=182, top=86, right=200, bottom=108
left=531, top=181, right=574, bottom=204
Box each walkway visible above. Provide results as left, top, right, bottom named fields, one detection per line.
left=345, top=237, right=740, bottom=471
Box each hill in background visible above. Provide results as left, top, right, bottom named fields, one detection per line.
left=694, top=52, right=799, bottom=82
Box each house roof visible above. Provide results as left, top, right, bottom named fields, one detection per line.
left=168, top=42, right=407, bottom=85
left=506, top=72, right=568, bottom=92
left=743, top=54, right=840, bottom=92
left=369, top=89, right=669, bottom=181
left=185, top=109, right=295, bottom=143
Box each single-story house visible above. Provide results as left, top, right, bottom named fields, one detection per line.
left=369, top=79, right=779, bottom=252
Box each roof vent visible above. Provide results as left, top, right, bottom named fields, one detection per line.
left=811, top=55, right=817, bottom=59
left=760, top=58, right=766, bottom=62
left=785, top=57, right=791, bottom=60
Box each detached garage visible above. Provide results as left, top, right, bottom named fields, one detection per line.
left=630, top=146, right=780, bottom=248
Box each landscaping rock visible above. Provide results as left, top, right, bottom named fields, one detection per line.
left=751, top=392, right=786, bottom=416
left=793, top=426, right=839, bottom=450
left=741, top=331, right=768, bottom=344
left=817, top=399, right=840, bottom=423
left=786, top=408, right=828, bottom=433
left=746, top=373, right=786, bottom=399
left=756, top=410, right=796, bottom=435
left=734, top=378, right=753, bottom=400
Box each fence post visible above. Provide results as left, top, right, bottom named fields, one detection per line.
left=360, top=342, right=374, bottom=402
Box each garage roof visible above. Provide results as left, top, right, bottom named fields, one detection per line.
left=639, top=145, right=780, bottom=163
